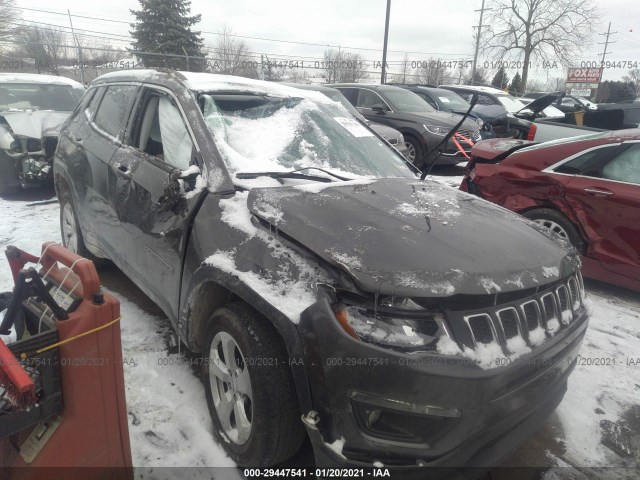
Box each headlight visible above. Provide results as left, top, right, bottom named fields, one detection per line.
left=475, top=117, right=484, bottom=129
left=334, top=299, right=451, bottom=351
left=423, top=124, right=449, bottom=136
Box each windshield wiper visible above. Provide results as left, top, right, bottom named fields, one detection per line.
left=236, top=167, right=352, bottom=182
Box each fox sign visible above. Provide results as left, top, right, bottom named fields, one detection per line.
left=567, top=67, right=603, bottom=83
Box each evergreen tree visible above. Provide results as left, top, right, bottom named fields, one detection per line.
left=130, top=0, right=204, bottom=71
left=509, top=72, right=522, bottom=96
left=491, top=67, right=509, bottom=90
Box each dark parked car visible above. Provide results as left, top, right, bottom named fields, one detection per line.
left=285, top=83, right=408, bottom=157
left=328, top=83, right=482, bottom=167
left=389, top=84, right=495, bottom=138
left=440, top=85, right=565, bottom=139
left=0, top=73, right=84, bottom=194
left=461, top=131, right=640, bottom=292
left=55, top=70, right=588, bottom=475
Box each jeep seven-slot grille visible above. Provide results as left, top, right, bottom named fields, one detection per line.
left=462, top=273, right=585, bottom=348
left=467, top=314, right=494, bottom=343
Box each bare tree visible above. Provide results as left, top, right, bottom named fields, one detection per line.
left=622, top=69, right=640, bottom=99
left=0, top=0, right=21, bottom=50
left=390, top=54, right=412, bottom=83
left=323, top=49, right=367, bottom=83
left=416, top=57, right=454, bottom=85
left=209, top=26, right=257, bottom=78
left=18, top=26, right=72, bottom=75
left=76, top=35, right=123, bottom=65
left=481, top=0, right=599, bottom=93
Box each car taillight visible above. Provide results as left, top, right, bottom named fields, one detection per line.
left=469, top=167, right=477, bottom=181
left=526, top=123, right=537, bottom=141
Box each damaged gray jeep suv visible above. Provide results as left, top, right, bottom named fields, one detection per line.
left=53, top=70, right=588, bottom=477
left=0, top=73, right=83, bottom=194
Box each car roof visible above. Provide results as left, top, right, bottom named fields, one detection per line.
left=91, top=69, right=332, bottom=103
left=0, top=73, right=82, bottom=87
left=328, top=83, right=408, bottom=93
left=440, top=84, right=506, bottom=94
left=281, top=83, right=337, bottom=93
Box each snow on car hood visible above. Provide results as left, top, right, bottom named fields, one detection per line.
left=0, top=110, right=70, bottom=142
left=247, top=178, right=578, bottom=297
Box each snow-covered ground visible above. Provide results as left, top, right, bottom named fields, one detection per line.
left=1, top=187, right=639, bottom=478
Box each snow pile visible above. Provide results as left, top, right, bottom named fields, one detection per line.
left=294, top=178, right=374, bottom=193
left=555, top=290, right=640, bottom=467
left=325, top=437, right=346, bottom=459
left=205, top=250, right=317, bottom=323
left=328, top=250, right=362, bottom=272
left=214, top=192, right=325, bottom=322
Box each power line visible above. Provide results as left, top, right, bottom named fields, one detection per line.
left=12, top=5, right=472, bottom=58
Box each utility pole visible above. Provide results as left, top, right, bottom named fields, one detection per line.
left=381, top=0, right=391, bottom=84
left=471, top=0, right=490, bottom=86
left=67, top=10, right=85, bottom=84
left=597, top=22, right=616, bottom=98
left=598, top=22, right=616, bottom=66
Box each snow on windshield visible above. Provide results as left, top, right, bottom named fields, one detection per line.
left=201, top=94, right=413, bottom=181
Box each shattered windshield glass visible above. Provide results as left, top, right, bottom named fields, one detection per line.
left=200, top=93, right=415, bottom=179
left=0, top=83, right=83, bottom=112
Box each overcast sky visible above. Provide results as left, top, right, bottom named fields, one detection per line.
left=14, top=0, right=640, bottom=83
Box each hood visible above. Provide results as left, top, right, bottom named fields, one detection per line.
left=369, top=122, right=402, bottom=140
left=515, top=92, right=565, bottom=119
left=247, top=178, right=577, bottom=297
left=401, top=111, right=479, bottom=132
left=0, top=110, right=70, bottom=142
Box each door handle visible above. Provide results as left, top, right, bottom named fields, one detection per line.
left=584, top=188, right=613, bottom=197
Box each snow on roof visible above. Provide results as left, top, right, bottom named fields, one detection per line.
left=94, top=69, right=332, bottom=103
left=180, top=72, right=332, bottom=103
left=0, top=73, right=82, bottom=87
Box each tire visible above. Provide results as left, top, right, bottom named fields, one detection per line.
left=522, top=208, right=585, bottom=252
left=58, top=187, right=102, bottom=263
left=404, top=135, right=425, bottom=168
left=0, top=156, right=19, bottom=195
left=202, top=302, right=304, bottom=467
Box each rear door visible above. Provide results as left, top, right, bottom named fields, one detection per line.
left=63, top=84, right=139, bottom=258
left=561, top=142, right=640, bottom=280
left=109, top=85, right=205, bottom=320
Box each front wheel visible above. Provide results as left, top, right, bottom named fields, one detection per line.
left=202, top=303, right=304, bottom=466
left=404, top=136, right=424, bottom=168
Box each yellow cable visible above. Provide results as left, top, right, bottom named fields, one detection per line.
left=22, top=316, right=122, bottom=358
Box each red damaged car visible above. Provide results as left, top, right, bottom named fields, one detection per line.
left=460, top=130, right=640, bottom=292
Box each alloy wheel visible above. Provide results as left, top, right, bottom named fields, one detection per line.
left=209, top=331, right=253, bottom=445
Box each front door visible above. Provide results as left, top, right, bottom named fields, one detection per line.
left=108, top=87, right=205, bottom=320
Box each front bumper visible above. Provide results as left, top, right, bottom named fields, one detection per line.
left=298, top=292, right=588, bottom=477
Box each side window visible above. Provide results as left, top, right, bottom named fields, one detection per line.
left=94, top=85, right=137, bottom=139
left=67, top=88, right=97, bottom=127
left=337, top=88, right=357, bottom=105
left=357, top=89, right=385, bottom=108
left=454, top=91, right=472, bottom=102
left=133, top=91, right=194, bottom=170
left=554, top=145, right=621, bottom=176
left=476, top=94, right=495, bottom=106
left=602, top=144, right=640, bottom=185
left=417, top=92, right=438, bottom=109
